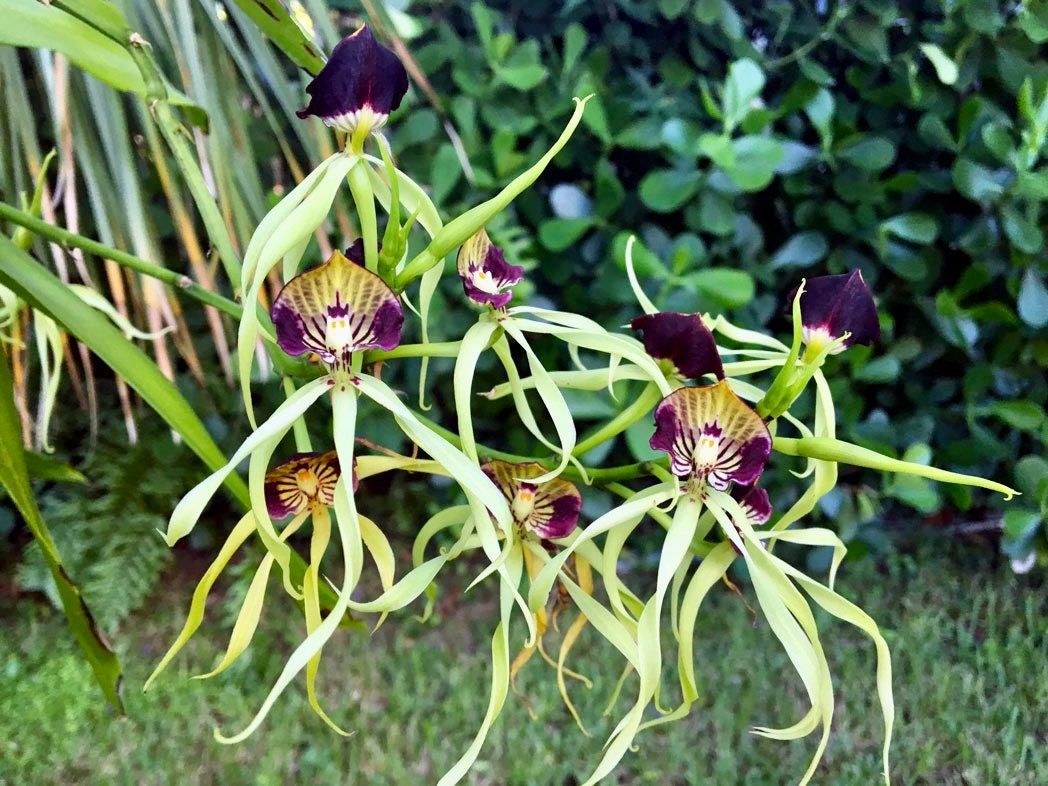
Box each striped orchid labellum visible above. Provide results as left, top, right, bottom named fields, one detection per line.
left=483, top=460, right=582, bottom=541
left=271, top=249, right=404, bottom=372
left=457, top=229, right=525, bottom=309
left=650, top=380, right=772, bottom=493
left=264, top=450, right=352, bottom=519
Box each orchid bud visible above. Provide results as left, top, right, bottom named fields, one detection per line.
left=297, top=25, right=409, bottom=147
left=631, top=311, right=724, bottom=381
left=791, top=269, right=879, bottom=354
left=456, top=229, right=524, bottom=308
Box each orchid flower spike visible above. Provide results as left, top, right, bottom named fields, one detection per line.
left=297, top=24, right=409, bottom=149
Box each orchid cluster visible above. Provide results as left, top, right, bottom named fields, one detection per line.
left=147, top=26, right=1019, bottom=785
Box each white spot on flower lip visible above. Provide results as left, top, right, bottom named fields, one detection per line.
left=470, top=266, right=507, bottom=295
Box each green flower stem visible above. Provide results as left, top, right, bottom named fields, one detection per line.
left=366, top=341, right=462, bottom=362
left=411, top=411, right=668, bottom=484
left=346, top=162, right=379, bottom=272
left=573, top=383, right=662, bottom=457
left=773, top=436, right=1019, bottom=498
left=0, top=203, right=330, bottom=386
left=0, top=201, right=243, bottom=319
left=395, top=249, right=439, bottom=290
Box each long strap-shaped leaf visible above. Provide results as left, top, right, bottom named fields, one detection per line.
left=0, top=344, right=123, bottom=712
left=0, top=235, right=331, bottom=606
left=229, top=0, right=325, bottom=75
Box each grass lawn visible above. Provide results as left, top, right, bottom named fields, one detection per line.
left=1, top=541, right=1045, bottom=785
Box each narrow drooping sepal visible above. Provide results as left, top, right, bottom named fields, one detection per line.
left=734, top=484, right=772, bottom=525
left=296, top=25, right=408, bottom=135
left=456, top=229, right=524, bottom=308
left=631, top=312, right=724, bottom=380
left=264, top=451, right=353, bottom=519
left=650, top=380, right=771, bottom=490
left=482, top=461, right=581, bottom=540
left=791, top=269, right=879, bottom=352
left=271, top=250, right=403, bottom=369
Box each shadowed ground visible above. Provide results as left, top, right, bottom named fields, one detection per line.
left=1, top=542, right=1045, bottom=785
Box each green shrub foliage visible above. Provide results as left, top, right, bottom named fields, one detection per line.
left=387, top=0, right=1046, bottom=559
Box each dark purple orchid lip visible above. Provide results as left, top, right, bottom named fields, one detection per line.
left=270, top=250, right=404, bottom=370
left=482, top=460, right=581, bottom=541
left=296, top=25, right=409, bottom=134
left=631, top=312, right=724, bottom=381
left=264, top=450, right=351, bottom=519
left=456, top=229, right=525, bottom=309
left=734, top=484, right=772, bottom=525
left=790, top=269, right=880, bottom=350
left=649, top=380, right=771, bottom=490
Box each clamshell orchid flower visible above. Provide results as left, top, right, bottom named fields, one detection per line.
left=650, top=380, right=772, bottom=493
left=794, top=269, right=879, bottom=356
left=147, top=450, right=355, bottom=735
left=457, top=229, right=524, bottom=309
left=297, top=25, right=409, bottom=150
left=630, top=311, right=724, bottom=382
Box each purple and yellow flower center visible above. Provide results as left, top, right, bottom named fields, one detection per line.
left=792, top=269, right=879, bottom=353
left=264, top=451, right=346, bottom=519
left=296, top=25, right=409, bottom=137
left=631, top=312, right=724, bottom=381
left=270, top=250, right=403, bottom=370
left=457, top=229, right=524, bottom=309
left=482, top=461, right=581, bottom=541
left=650, top=380, right=771, bottom=492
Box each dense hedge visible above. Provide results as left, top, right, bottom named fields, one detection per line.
left=371, top=0, right=1046, bottom=561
